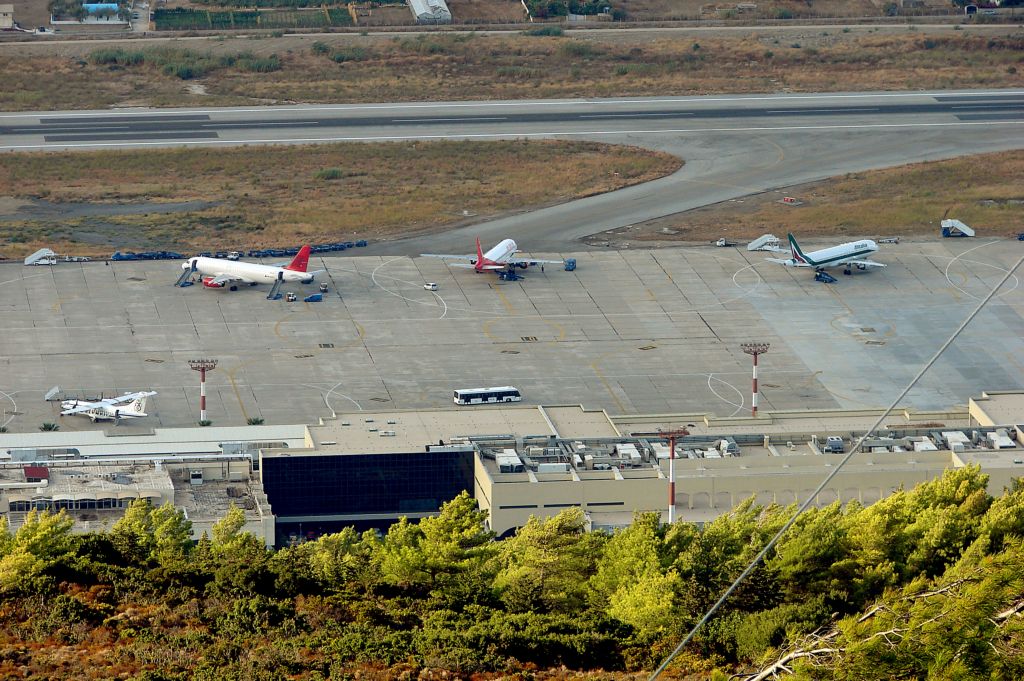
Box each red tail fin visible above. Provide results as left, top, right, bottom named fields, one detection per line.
left=284, top=245, right=311, bottom=272
left=475, top=237, right=485, bottom=271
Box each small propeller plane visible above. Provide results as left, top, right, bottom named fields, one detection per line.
left=60, top=391, right=157, bottom=422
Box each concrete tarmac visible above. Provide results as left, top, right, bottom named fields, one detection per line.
left=1, top=238, right=1021, bottom=433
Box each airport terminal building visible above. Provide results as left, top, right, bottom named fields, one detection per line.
left=1, top=392, right=1022, bottom=545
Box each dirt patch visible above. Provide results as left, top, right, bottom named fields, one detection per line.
left=2, top=30, right=1022, bottom=111
left=583, top=149, right=1024, bottom=248
left=0, top=139, right=680, bottom=257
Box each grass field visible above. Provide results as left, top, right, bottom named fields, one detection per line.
left=604, top=150, right=1024, bottom=245
left=0, top=140, right=680, bottom=258
left=0, top=31, right=1021, bottom=111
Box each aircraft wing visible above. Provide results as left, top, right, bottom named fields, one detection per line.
left=765, top=257, right=809, bottom=267
left=61, top=402, right=100, bottom=415
left=420, top=253, right=477, bottom=262
left=110, top=391, right=158, bottom=404
left=848, top=259, right=886, bottom=268
left=504, top=257, right=564, bottom=266
left=207, top=273, right=245, bottom=286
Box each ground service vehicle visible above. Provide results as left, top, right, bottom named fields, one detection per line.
left=454, top=386, right=521, bottom=405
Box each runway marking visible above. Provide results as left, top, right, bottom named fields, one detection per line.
left=765, top=107, right=879, bottom=113
left=494, top=287, right=517, bottom=315
left=324, top=381, right=364, bottom=414
left=224, top=366, right=250, bottom=422
left=368, top=258, right=458, bottom=319
left=0, top=389, right=17, bottom=428
left=590, top=360, right=627, bottom=414
left=939, top=240, right=1018, bottom=301
left=5, top=119, right=1023, bottom=151
left=706, top=373, right=746, bottom=417
left=391, top=117, right=507, bottom=122
left=579, top=112, right=692, bottom=118
left=3, top=90, right=1017, bottom=119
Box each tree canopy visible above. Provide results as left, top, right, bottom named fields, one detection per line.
left=1, top=466, right=1021, bottom=679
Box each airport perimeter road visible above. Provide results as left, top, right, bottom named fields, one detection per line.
left=2, top=89, right=1023, bottom=250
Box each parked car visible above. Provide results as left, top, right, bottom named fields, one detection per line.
left=285, top=292, right=297, bottom=302
left=319, top=282, right=329, bottom=293
left=423, top=282, right=438, bottom=291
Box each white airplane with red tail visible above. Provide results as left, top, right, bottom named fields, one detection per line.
left=182, top=245, right=325, bottom=289
left=421, top=238, right=563, bottom=278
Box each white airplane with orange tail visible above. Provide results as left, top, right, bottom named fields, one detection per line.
left=182, top=245, right=325, bottom=289
left=420, top=238, right=563, bottom=277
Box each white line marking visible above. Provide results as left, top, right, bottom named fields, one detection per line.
left=765, top=107, right=879, bottom=113
left=0, top=389, right=17, bottom=428
left=706, top=373, right=745, bottom=416
left=951, top=104, right=1022, bottom=109
left=5, top=119, right=1021, bottom=152
left=579, top=112, right=691, bottom=118
left=324, top=381, right=364, bottom=414
left=391, top=117, right=507, bottom=122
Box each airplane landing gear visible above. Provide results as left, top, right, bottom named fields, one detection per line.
left=843, top=268, right=852, bottom=276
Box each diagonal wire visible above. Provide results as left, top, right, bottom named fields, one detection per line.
left=648, top=253, right=1024, bottom=680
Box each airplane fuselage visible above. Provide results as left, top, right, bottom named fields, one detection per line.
left=477, top=239, right=518, bottom=271
left=184, top=257, right=314, bottom=286
left=787, top=240, right=879, bottom=269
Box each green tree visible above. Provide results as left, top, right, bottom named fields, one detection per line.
left=211, top=504, right=247, bottom=549
left=0, top=509, right=74, bottom=593
left=111, top=498, right=157, bottom=565
left=494, top=507, right=605, bottom=613
left=151, top=502, right=193, bottom=565
left=0, top=515, right=12, bottom=558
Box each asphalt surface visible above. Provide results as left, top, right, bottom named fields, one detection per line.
left=3, top=89, right=1021, bottom=253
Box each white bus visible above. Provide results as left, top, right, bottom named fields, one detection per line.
left=454, top=386, right=522, bottom=405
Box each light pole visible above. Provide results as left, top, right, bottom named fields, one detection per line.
left=188, top=359, right=218, bottom=423
left=661, top=428, right=689, bottom=524
left=740, top=342, right=770, bottom=417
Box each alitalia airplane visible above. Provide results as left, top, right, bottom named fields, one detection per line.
left=421, top=238, right=563, bottom=278
left=766, top=233, right=885, bottom=275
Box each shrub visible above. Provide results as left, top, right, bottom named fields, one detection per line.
left=246, top=417, right=265, bottom=425
left=524, top=25, right=563, bottom=36
left=311, top=41, right=330, bottom=55
left=314, top=168, right=344, bottom=180
left=39, top=422, right=60, bottom=431
left=198, top=419, right=212, bottom=427
left=331, top=47, right=368, bottom=62
left=559, top=41, right=599, bottom=58
left=238, top=55, right=281, bottom=73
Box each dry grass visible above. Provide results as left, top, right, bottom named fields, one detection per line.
left=613, top=150, right=1024, bottom=244
left=0, top=140, right=681, bottom=257
left=0, top=32, right=1021, bottom=111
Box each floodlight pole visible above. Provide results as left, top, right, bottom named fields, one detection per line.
left=188, top=359, right=218, bottom=422
left=740, top=342, right=770, bottom=418
left=661, top=428, right=690, bottom=524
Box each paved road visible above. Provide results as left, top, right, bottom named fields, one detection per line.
left=2, top=89, right=1022, bottom=251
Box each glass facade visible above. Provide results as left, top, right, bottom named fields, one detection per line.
left=261, top=448, right=474, bottom=540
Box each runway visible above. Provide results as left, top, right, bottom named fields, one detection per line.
left=3, top=89, right=1021, bottom=253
